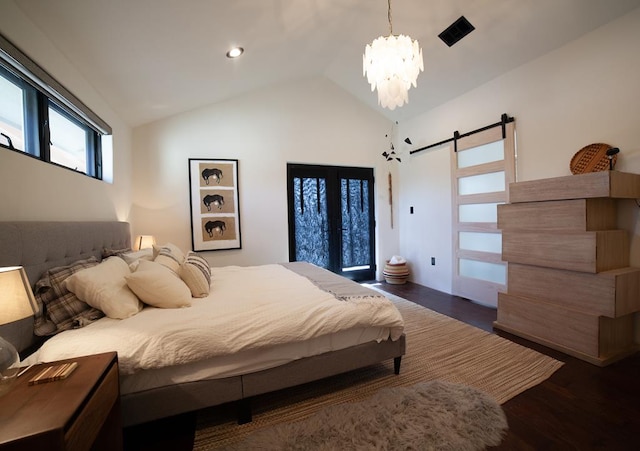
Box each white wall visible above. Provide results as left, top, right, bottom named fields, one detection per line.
left=131, top=77, right=396, bottom=274
left=0, top=3, right=133, bottom=222
left=397, top=7, right=640, bottom=298
left=5, top=0, right=638, bottom=296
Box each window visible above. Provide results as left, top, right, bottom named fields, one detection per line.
left=0, top=33, right=109, bottom=179
left=0, top=66, right=26, bottom=152
left=49, top=102, right=99, bottom=174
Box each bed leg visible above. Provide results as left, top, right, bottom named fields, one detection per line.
left=394, top=356, right=402, bottom=375
left=237, top=398, right=252, bottom=425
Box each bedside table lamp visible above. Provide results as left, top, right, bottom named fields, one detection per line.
left=134, top=235, right=156, bottom=251
left=0, top=266, right=37, bottom=397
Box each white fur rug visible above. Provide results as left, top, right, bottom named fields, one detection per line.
left=224, top=380, right=507, bottom=450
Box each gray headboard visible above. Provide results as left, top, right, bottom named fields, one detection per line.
left=0, top=221, right=131, bottom=354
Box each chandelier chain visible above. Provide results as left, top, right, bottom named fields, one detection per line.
left=388, top=0, right=393, bottom=35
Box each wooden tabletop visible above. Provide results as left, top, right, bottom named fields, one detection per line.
left=0, top=352, right=117, bottom=447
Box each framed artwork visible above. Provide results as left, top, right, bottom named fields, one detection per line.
left=188, top=158, right=241, bottom=251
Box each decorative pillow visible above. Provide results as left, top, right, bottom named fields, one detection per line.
left=179, top=252, right=211, bottom=298
left=125, top=260, right=192, bottom=308
left=153, top=243, right=185, bottom=273
left=65, top=257, right=143, bottom=319
left=33, top=257, right=104, bottom=336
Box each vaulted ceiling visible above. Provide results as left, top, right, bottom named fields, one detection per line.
left=12, top=0, right=640, bottom=127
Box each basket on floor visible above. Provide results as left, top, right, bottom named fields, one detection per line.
left=383, top=261, right=410, bottom=284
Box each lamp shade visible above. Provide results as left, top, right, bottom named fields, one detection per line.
left=135, top=235, right=156, bottom=251
left=0, top=266, right=34, bottom=397
left=0, top=266, right=36, bottom=326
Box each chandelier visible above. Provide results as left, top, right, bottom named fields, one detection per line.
left=363, top=0, right=424, bottom=110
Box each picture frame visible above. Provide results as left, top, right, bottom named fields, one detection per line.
left=188, top=158, right=241, bottom=251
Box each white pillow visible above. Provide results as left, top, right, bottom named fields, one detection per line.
left=153, top=243, right=185, bottom=273
left=180, top=252, right=211, bottom=298
left=125, top=260, right=192, bottom=308
left=65, top=257, right=143, bottom=319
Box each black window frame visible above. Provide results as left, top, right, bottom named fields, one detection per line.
left=47, top=100, right=103, bottom=179
left=0, top=33, right=109, bottom=180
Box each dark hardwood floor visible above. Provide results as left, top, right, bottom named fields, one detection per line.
left=377, top=281, right=640, bottom=451
left=124, top=281, right=640, bottom=450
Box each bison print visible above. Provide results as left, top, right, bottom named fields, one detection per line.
left=205, top=220, right=226, bottom=238
left=191, top=160, right=240, bottom=250
left=203, top=194, right=224, bottom=211
left=202, top=167, right=223, bottom=185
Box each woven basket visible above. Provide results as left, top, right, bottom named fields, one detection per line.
left=570, top=143, right=616, bottom=174
left=383, top=261, right=410, bottom=284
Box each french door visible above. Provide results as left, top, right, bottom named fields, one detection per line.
left=287, top=164, right=375, bottom=281
left=451, top=122, right=516, bottom=307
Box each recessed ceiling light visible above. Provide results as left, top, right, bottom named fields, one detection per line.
left=226, top=47, right=244, bottom=58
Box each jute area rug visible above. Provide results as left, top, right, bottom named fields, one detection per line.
left=194, top=293, right=563, bottom=450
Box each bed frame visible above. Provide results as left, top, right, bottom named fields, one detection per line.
left=0, top=221, right=406, bottom=426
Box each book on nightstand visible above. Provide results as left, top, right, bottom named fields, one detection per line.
left=28, top=362, right=78, bottom=385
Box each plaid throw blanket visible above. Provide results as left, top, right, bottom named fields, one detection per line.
left=33, top=257, right=105, bottom=336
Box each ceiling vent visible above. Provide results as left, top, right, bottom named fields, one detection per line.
left=438, top=16, right=475, bottom=47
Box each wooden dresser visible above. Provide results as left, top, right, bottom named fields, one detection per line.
left=494, top=171, right=640, bottom=366
left=0, top=352, right=122, bottom=451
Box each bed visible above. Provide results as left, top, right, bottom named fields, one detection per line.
left=0, top=221, right=406, bottom=427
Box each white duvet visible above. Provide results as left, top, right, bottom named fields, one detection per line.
left=27, top=264, right=405, bottom=375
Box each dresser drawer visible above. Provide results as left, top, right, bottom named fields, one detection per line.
left=502, top=230, right=628, bottom=273
left=496, top=293, right=636, bottom=362
left=497, top=198, right=617, bottom=231
left=497, top=293, right=599, bottom=356
left=507, top=263, right=640, bottom=317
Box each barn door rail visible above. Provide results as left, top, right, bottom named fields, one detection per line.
left=409, top=113, right=514, bottom=155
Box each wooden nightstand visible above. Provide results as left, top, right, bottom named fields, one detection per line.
left=0, top=352, right=122, bottom=451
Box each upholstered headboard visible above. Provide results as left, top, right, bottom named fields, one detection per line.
left=0, top=221, right=131, bottom=354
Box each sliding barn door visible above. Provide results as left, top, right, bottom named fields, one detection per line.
left=287, top=164, right=375, bottom=281
left=451, top=122, right=516, bottom=307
